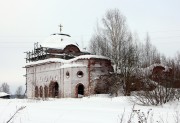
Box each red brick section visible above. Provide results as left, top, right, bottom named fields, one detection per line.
left=88, top=58, right=113, bottom=95
left=63, top=45, right=80, bottom=54
left=132, top=65, right=179, bottom=91
left=151, top=66, right=165, bottom=82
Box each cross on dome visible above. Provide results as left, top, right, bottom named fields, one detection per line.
left=59, top=24, right=63, bottom=33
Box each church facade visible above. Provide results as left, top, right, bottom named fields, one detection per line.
left=24, top=32, right=113, bottom=98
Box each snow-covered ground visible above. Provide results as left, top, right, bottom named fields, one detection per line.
left=0, top=95, right=180, bottom=123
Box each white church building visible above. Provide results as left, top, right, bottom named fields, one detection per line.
left=24, top=29, right=113, bottom=98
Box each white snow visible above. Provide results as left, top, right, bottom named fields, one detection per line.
left=25, top=55, right=109, bottom=67
left=0, top=96, right=180, bottom=123
left=0, top=92, right=9, bottom=97
left=40, top=34, right=78, bottom=49
left=60, top=63, right=87, bottom=69
left=41, top=35, right=77, bottom=49
left=133, top=63, right=171, bottom=78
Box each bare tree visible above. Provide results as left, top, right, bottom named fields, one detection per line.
left=144, top=33, right=151, bottom=67
left=0, top=82, right=10, bottom=94
left=120, top=34, right=140, bottom=95
left=132, top=67, right=176, bottom=105
left=132, top=51, right=180, bottom=105
left=89, top=8, right=176, bottom=98
left=138, top=33, right=161, bottom=68
left=133, top=84, right=176, bottom=106
left=15, top=86, right=23, bottom=98
left=174, top=52, right=180, bottom=80
left=89, top=9, right=129, bottom=69
left=89, top=9, right=140, bottom=96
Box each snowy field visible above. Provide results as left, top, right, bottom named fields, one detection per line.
left=0, top=95, right=180, bottom=123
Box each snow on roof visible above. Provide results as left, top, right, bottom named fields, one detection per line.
left=25, top=55, right=110, bottom=67
left=136, top=63, right=171, bottom=77
left=40, top=34, right=78, bottom=49
left=0, top=92, right=10, bottom=97
left=60, top=63, right=87, bottom=69
left=25, top=58, right=66, bottom=67
left=73, top=55, right=109, bottom=60
left=115, top=63, right=171, bottom=78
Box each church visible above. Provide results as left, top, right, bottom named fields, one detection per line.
left=24, top=26, right=113, bottom=98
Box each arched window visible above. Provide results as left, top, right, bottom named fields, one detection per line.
left=77, top=71, right=83, bottom=78
left=44, top=86, right=48, bottom=98
left=40, top=86, right=43, bottom=97
left=35, top=86, right=39, bottom=98
left=66, top=71, right=70, bottom=78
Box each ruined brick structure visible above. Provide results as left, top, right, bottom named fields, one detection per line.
left=24, top=32, right=113, bottom=98
left=130, top=64, right=174, bottom=91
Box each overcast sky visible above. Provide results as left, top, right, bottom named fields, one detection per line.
left=0, top=0, right=180, bottom=94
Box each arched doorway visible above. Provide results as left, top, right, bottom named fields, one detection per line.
left=35, top=86, right=39, bottom=98
left=44, top=86, right=48, bottom=98
left=49, top=81, right=59, bottom=98
left=40, top=86, right=43, bottom=97
left=76, top=83, right=84, bottom=98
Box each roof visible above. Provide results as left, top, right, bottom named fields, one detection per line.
left=0, top=92, right=10, bottom=97
left=40, top=34, right=78, bottom=49
left=25, top=55, right=110, bottom=67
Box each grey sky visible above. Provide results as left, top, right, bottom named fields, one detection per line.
left=0, top=0, right=180, bottom=93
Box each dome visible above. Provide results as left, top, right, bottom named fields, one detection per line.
left=40, top=33, right=78, bottom=49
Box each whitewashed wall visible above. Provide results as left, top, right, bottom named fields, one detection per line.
left=26, top=62, right=62, bottom=98
left=26, top=58, right=111, bottom=98
left=62, top=60, right=89, bottom=98
left=26, top=60, right=89, bottom=98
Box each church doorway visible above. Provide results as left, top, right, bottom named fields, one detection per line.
left=76, top=83, right=84, bottom=98
left=49, top=81, right=59, bottom=98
